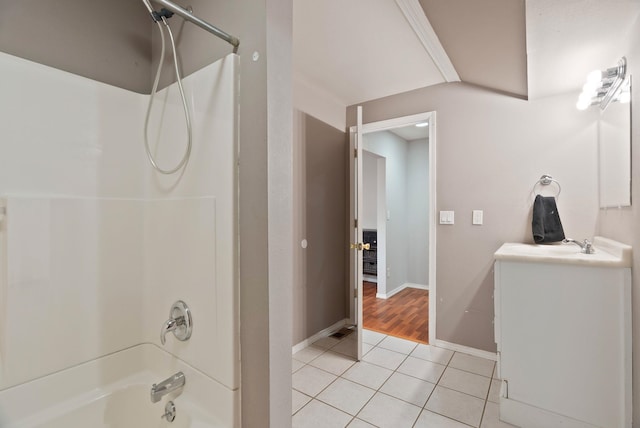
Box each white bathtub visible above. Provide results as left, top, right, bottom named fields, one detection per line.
left=0, top=344, right=238, bottom=428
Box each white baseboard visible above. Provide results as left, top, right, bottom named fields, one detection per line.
left=292, top=318, right=348, bottom=354
left=405, top=282, right=428, bottom=290
left=433, top=339, right=497, bottom=361
left=363, top=274, right=377, bottom=283
left=376, top=282, right=428, bottom=299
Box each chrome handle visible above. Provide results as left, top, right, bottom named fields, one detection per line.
left=160, top=301, right=193, bottom=345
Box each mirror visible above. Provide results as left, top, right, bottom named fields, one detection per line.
left=599, top=76, right=631, bottom=208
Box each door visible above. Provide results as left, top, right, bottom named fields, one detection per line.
left=349, top=106, right=365, bottom=360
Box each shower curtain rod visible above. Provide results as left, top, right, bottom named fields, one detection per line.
left=151, top=0, right=240, bottom=53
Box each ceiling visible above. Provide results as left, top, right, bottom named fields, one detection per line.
left=389, top=123, right=429, bottom=141
left=293, top=0, right=640, bottom=108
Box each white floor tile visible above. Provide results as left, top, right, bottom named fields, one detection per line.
left=488, top=379, right=501, bottom=403
left=293, top=345, right=326, bottom=364
left=347, top=419, right=377, bottom=428
left=293, top=389, right=312, bottom=414
left=332, top=339, right=357, bottom=358
left=379, top=372, right=435, bottom=407
left=292, top=365, right=338, bottom=397
left=362, top=329, right=387, bottom=345
left=425, top=386, right=485, bottom=427
left=410, top=344, right=454, bottom=365
left=292, top=358, right=305, bottom=373
left=448, top=352, right=495, bottom=377
left=358, top=392, right=422, bottom=428
left=481, top=401, right=520, bottom=428
left=342, top=361, right=393, bottom=390
left=361, top=346, right=407, bottom=370
left=317, top=378, right=376, bottom=416
left=438, top=367, right=491, bottom=399
left=396, top=356, right=446, bottom=383
left=310, top=351, right=356, bottom=376
left=377, top=335, right=419, bottom=354
left=414, top=409, right=471, bottom=427
left=292, top=399, right=353, bottom=428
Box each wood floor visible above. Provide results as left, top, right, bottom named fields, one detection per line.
left=363, top=281, right=429, bottom=344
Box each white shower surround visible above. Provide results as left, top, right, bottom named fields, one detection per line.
left=0, top=52, right=239, bottom=424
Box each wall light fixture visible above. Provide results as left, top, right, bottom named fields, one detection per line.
left=576, top=57, right=628, bottom=111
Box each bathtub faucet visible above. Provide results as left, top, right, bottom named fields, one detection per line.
left=150, top=372, right=185, bottom=403
left=160, top=300, right=193, bottom=345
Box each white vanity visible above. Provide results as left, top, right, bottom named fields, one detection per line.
left=494, top=237, right=632, bottom=428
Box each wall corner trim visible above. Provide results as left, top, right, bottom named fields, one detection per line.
left=394, top=0, right=460, bottom=82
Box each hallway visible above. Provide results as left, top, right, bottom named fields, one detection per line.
left=363, top=282, right=429, bottom=343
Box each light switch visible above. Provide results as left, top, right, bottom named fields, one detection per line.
left=439, top=210, right=455, bottom=225
left=472, top=210, right=483, bottom=225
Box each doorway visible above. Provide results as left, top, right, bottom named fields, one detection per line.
left=349, top=111, right=437, bottom=357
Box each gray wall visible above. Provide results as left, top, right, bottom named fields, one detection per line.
left=407, top=138, right=429, bottom=286
left=292, top=110, right=348, bottom=345
left=0, top=1, right=294, bottom=426
left=348, top=84, right=599, bottom=352
left=0, top=0, right=152, bottom=93
left=595, top=15, right=640, bottom=423
left=364, top=131, right=410, bottom=295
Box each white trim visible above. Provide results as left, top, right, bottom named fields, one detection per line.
left=363, top=274, right=378, bottom=283
left=376, top=282, right=428, bottom=299
left=434, top=339, right=498, bottom=361
left=427, top=112, right=437, bottom=346
left=291, top=318, right=349, bottom=354
left=405, top=282, right=428, bottom=290
left=351, top=112, right=432, bottom=134
left=353, top=111, right=437, bottom=345
left=394, top=0, right=460, bottom=82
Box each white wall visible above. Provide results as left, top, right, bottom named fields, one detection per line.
left=362, top=151, right=379, bottom=230
left=363, top=131, right=410, bottom=295
left=407, top=138, right=429, bottom=286
left=0, top=52, right=239, bottom=401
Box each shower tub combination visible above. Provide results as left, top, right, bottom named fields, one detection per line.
left=0, top=345, right=236, bottom=428
left=0, top=1, right=240, bottom=426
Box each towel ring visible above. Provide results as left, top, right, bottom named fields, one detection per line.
left=533, top=174, right=561, bottom=197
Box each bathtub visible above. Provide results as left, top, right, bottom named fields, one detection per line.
left=0, top=344, right=238, bottom=428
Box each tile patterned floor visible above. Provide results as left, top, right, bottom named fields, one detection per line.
left=292, top=329, right=518, bottom=428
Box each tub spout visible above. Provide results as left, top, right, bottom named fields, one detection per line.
left=150, top=372, right=185, bottom=403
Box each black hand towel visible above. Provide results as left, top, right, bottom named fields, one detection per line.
left=532, top=195, right=565, bottom=243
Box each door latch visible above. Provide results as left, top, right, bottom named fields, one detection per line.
left=349, top=243, right=370, bottom=251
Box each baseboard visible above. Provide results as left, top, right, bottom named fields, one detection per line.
left=292, top=318, right=348, bottom=354
left=363, top=274, right=378, bottom=283
left=405, top=282, right=428, bottom=290
left=433, top=339, right=498, bottom=361
left=376, top=282, right=428, bottom=299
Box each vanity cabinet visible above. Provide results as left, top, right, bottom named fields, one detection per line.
left=494, top=238, right=632, bottom=428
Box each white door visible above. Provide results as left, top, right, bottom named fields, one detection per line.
left=349, top=106, right=365, bottom=360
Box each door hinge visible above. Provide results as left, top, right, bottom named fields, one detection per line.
left=354, top=148, right=358, bottom=158
left=354, top=218, right=358, bottom=228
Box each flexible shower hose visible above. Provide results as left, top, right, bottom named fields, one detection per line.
left=143, top=14, right=192, bottom=175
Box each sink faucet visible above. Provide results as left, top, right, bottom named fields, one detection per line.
left=562, top=238, right=595, bottom=254
left=150, top=372, right=185, bottom=403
